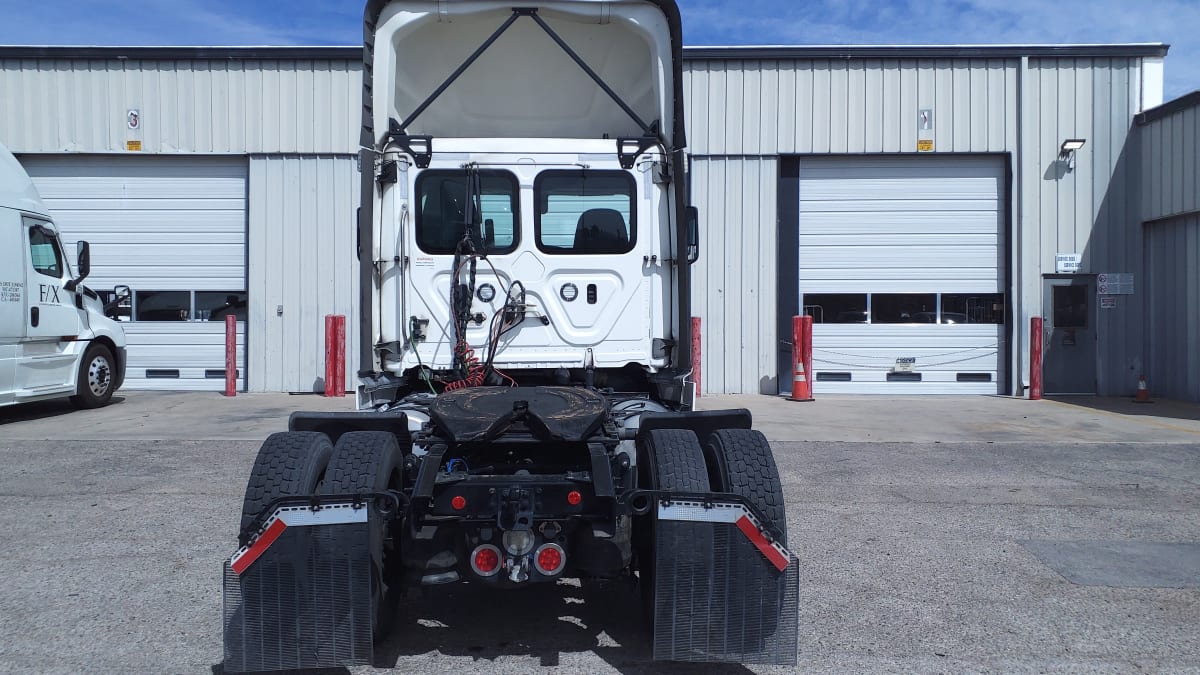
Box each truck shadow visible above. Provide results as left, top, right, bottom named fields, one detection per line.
left=375, top=579, right=756, bottom=674
left=0, top=395, right=125, bottom=425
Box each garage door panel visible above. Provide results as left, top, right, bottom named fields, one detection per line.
left=43, top=199, right=247, bottom=211
left=800, top=199, right=1000, bottom=214
left=797, top=155, right=1006, bottom=394
left=798, top=211, right=1002, bottom=233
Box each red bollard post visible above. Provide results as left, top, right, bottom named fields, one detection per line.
left=788, top=315, right=815, bottom=402
left=691, top=316, right=702, bottom=398
left=224, top=314, right=237, bottom=397
left=334, top=315, right=346, bottom=397
left=325, top=315, right=346, bottom=398
left=1030, top=317, right=1043, bottom=400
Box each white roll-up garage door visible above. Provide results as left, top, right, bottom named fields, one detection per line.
left=798, top=156, right=1006, bottom=394
left=22, top=156, right=247, bottom=391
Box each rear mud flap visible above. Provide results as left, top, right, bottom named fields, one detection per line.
left=222, top=504, right=375, bottom=673
left=653, top=500, right=799, bottom=665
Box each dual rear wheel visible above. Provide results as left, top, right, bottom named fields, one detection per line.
left=239, top=430, right=402, bottom=637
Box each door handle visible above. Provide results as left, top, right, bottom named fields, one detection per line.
left=31, top=306, right=39, bottom=327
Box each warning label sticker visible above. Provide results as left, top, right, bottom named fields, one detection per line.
left=0, top=281, right=23, bottom=303
left=917, top=139, right=934, bottom=152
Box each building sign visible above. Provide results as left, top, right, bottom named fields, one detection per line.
left=919, top=109, right=934, bottom=130
left=1055, top=253, right=1081, bottom=273
left=917, top=139, right=934, bottom=152
left=127, top=109, right=141, bottom=130
left=1100, top=296, right=1117, bottom=309
left=894, top=357, right=916, bottom=373
left=125, top=140, right=143, bottom=152
left=1097, top=273, right=1134, bottom=295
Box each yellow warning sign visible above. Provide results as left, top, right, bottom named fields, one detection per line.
left=917, top=139, right=934, bottom=152
left=126, top=140, right=143, bottom=151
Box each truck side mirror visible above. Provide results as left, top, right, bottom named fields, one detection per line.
left=65, top=240, right=91, bottom=292
left=685, top=206, right=699, bottom=264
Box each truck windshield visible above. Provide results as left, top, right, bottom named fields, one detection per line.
left=415, top=170, right=518, bottom=255
left=536, top=171, right=636, bottom=255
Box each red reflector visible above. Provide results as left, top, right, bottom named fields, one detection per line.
left=537, top=547, right=562, bottom=573
left=567, top=490, right=582, bottom=506
left=451, top=495, right=467, bottom=511
left=474, top=547, right=499, bottom=573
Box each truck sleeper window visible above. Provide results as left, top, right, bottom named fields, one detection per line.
left=415, top=170, right=518, bottom=255
left=536, top=171, right=636, bottom=255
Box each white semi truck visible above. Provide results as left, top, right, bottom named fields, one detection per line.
left=224, top=2, right=797, bottom=669
left=0, top=143, right=127, bottom=409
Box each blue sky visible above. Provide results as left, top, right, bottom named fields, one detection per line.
left=0, top=0, right=1196, bottom=99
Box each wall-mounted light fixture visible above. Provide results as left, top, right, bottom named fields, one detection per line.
left=1059, top=139, right=1086, bottom=171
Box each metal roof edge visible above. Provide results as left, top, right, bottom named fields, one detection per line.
left=683, top=44, right=1171, bottom=60
left=1137, top=90, right=1200, bottom=125
left=0, top=45, right=362, bottom=60
left=0, top=43, right=1170, bottom=62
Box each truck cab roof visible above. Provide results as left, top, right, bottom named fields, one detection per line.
left=0, top=142, right=49, bottom=218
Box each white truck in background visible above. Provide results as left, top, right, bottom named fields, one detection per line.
left=0, top=142, right=128, bottom=408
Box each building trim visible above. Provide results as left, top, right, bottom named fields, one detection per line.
left=1136, top=90, right=1200, bottom=125
left=0, top=43, right=1169, bottom=62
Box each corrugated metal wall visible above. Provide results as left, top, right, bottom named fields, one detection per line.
left=247, top=155, right=361, bottom=393
left=0, top=58, right=361, bottom=154
left=689, top=157, right=779, bottom=394
left=1017, top=58, right=1144, bottom=396
left=683, top=57, right=1148, bottom=396
left=1138, top=96, right=1200, bottom=402
left=1144, top=215, right=1200, bottom=402
left=685, top=58, right=1018, bottom=156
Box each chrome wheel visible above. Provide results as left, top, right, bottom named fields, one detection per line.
left=87, top=355, right=112, bottom=397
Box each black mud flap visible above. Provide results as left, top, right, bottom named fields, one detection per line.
left=653, top=499, right=799, bottom=665
left=222, top=503, right=375, bottom=673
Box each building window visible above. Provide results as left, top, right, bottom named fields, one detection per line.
left=942, top=294, right=1005, bottom=324
left=415, top=170, right=519, bottom=255
left=132, top=290, right=248, bottom=322
left=1053, top=286, right=1088, bottom=328
left=536, top=170, right=636, bottom=254
left=804, top=294, right=868, bottom=323
left=872, top=293, right=937, bottom=324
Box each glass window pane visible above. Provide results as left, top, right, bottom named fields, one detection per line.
left=416, top=170, right=518, bottom=255
left=135, top=291, right=190, bottom=321
left=804, top=294, right=868, bottom=323
left=536, top=171, right=636, bottom=254
left=1053, top=285, right=1088, bottom=328
left=196, top=291, right=247, bottom=322
left=28, top=227, right=64, bottom=278
left=942, top=293, right=1005, bottom=324
left=872, top=293, right=937, bottom=324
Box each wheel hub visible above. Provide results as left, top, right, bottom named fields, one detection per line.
left=88, top=356, right=111, bottom=396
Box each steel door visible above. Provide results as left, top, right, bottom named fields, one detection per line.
left=1042, top=276, right=1097, bottom=395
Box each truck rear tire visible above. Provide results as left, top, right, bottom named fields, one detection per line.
left=638, top=428, right=711, bottom=634
left=706, top=429, right=787, bottom=544
left=707, top=428, right=788, bottom=645
left=70, top=342, right=116, bottom=409
left=318, top=431, right=404, bottom=638
left=239, top=431, right=333, bottom=535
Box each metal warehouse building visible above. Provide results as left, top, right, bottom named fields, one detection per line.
left=2, top=43, right=1196, bottom=400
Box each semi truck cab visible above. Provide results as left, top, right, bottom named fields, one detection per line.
left=0, top=143, right=127, bottom=409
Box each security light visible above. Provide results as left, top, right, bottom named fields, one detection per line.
left=1059, top=138, right=1087, bottom=171
left=1060, top=139, right=1087, bottom=155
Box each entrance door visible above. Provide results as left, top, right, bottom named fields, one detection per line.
left=1042, top=276, right=1097, bottom=394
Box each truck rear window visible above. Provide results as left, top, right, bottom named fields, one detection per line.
left=535, top=171, right=636, bottom=255
left=415, top=170, right=518, bottom=255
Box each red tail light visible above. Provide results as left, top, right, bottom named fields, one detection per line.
left=534, top=543, right=566, bottom=575
left=451, top=495, right=467, bottom=511
left=567, top=490, right=582, bottom=506
left=471, top=544, right=502, bottom=577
